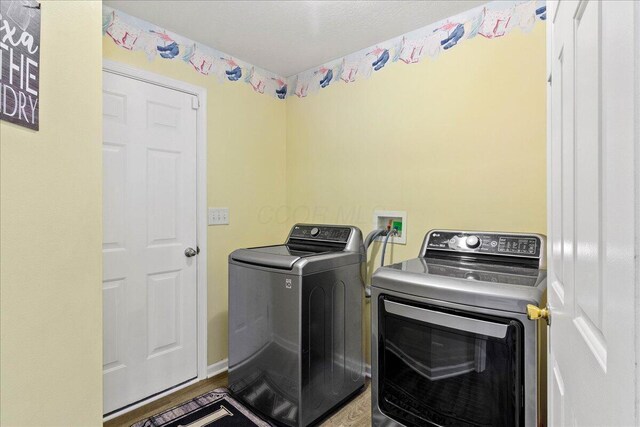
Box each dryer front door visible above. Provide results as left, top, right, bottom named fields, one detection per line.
left=377, top=296, right=524, bottom=427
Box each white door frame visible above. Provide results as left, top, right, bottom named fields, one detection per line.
left=102, top=59, right=208, bottom=419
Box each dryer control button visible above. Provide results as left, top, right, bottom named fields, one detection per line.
left=310, top=227, right=320, bottom=237
left=466, top=235, right=481, bottom=249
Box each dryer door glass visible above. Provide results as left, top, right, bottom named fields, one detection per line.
left=378, top=297, right=523, bottom=427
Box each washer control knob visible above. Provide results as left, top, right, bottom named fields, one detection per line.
left=310, top=227, right=320, bottom=237
left=466, top=235, right=481, bottom=249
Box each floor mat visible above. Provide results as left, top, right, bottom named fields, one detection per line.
left=131, top=388, right=271, bottom=427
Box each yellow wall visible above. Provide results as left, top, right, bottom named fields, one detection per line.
left=104, top=15, right=545, bottom=368
left=102, top=40, right=288, bottom=365
left=0, top=1, right=104, bottom=425
left=286, top=24, right=547, bottom=362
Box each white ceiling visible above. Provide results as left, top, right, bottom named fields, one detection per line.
left=104, top=0, right=487, bottom=77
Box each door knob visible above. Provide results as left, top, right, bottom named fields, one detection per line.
left=527, top=304, right=550, bottom=325
left=185, top=247, right=198, bottom=257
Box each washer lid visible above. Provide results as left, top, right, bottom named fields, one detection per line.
left=230, top=244, right=342, bottom=270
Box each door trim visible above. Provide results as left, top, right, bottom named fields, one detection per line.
left=102, top=59, right=208, bottom=420
left=635, top=1, right=640, bottom=420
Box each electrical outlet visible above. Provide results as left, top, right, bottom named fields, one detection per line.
left=208, top=207, right=229, bottom=225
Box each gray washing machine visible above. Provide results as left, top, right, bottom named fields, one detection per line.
left=228, top=224, right=366, bottom=426
left=371, top=230, right=547, bottom=427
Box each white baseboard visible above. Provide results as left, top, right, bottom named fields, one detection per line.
left=103, top=360, right=228, bottom=422
left=103, top=377, right=200, bottom=422
left=365, top=363, right=372, bottom=378
left=207, top=359, right=229, bottom=378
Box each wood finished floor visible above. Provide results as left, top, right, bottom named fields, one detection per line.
left=104, top=373, right=372, bottom=427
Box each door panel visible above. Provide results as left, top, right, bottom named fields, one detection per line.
left=574, top=1, right=602, bottom=340
left=103, top=144, right=127, bottom=249
left=147, top=271, right=182, bottom=356
left=103, top=71, right=198, bottom=414
left=547, top=1, right=637, bottom=425
left=550, top=359, right=565, bottom=427
left=103, top=279, right=125, bottom=369
left=147, top=149, right=180, bottom=243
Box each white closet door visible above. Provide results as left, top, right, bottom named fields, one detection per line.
left=102, top=71, right=198, bottom=414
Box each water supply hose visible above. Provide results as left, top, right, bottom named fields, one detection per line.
left=363, top=227, right=398, bottom=298
left=363, top=228, right=386, bottom=298
left=380, top=228, right=398, bottom=267
left=364, top=228, right=386, bottom=250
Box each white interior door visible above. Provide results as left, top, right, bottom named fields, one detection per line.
left=102, top=71, right=199, bottom=414
left=547, top=1, right=637, bottom=425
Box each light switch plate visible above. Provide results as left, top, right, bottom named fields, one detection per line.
left=208, top=207, right=229, bottom=225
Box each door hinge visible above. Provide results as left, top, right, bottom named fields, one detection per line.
left=192, top=96, right=200, bottom=110
left=547, top=73, right=552, bottom=85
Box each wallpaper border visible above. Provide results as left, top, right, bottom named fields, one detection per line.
left=102, top=1, right=546, bottom=101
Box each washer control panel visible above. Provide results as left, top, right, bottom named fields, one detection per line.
left=424, top=230, right=542, bottom=258
left=289, top=225, right=352, bottom=243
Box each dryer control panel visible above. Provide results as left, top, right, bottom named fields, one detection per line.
left=422, top=230, right=545, bottom=262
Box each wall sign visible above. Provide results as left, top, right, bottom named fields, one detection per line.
left=0, top=0, right=40, bottom=130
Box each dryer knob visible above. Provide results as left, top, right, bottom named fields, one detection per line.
left=466, top=235, right=481, bottom=249
left=310, top=227, right=320, bottom=237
